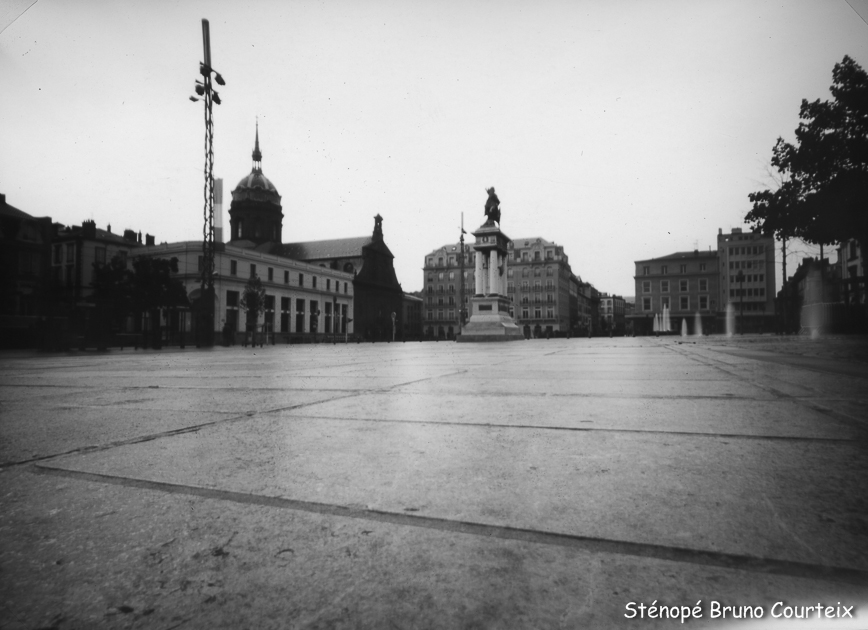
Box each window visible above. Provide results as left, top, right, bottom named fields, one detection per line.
left=661, top=266, right=668, bottom=275
left=679, top=279, right=688, bottom=292
left=661, top=296, right=670, bottom=309
left=522, top=252, right=529, bottom=261
left=230, top=260, right=237, bottom=276
left=679, top=264, right=687, bottom=273
left=283, top=270, right=289, bottom=284
left=326, top=279, right=331, bottom=291
left=699, top=263, right=706, bottom=272
left=264, top=295, right=275, bottom=331
left=250, top=263, right=256, bottom=278
left=534, top=251, right=541, bottom=261
left=680, top=296, right=689, bottom=310
left=643, top=297, right=652, bottom=311
left=95, top=247, right=106, bottom=265
left=643, top=266, right=650, bottom=276
left=449, top=271, right=455, bottom=280
left=281, top=297, right=290, bottom=332
left=546, top=266, right=553, bottom=276
left=312, top=276, right=317, bottom=289
left=642, top=280, right=651, bottom=293
left=699, top=296, right=708, bottom=310
left=299, top=273, right=304, bottom=287
left=699, top=278, right=708, bottom=291
left=507, top=282, right=514, bottom=293
left=661, top=280, right=669, bottom=293
left=546, top=250, right=553, bottom=260
left=268, top=267, right=274, bottom=282
left=226, top=290, right=239, bottom=331
left=533, top=268, right=541, bottom=277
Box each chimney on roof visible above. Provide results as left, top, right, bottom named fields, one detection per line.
left=123, top=229, right=136, bottom=242
left=82, top=219, right=97, bottom=239
left=145, top=233, right=155, bottom=246
left=138, top=231, right=142, bottom=244
left=718, top=228, right=722, bottom=235
left=694, top=249, right=699, bottom=256
left=107, top=224, right=111, bottom=233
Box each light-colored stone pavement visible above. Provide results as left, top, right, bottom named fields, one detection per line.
left=1, top=336, right=867, bottom=629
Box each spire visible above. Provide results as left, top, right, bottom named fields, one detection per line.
left=252, top=118, right=262, bottom=172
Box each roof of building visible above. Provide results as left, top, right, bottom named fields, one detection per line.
left=0, top=196, right=38, bottom=220
left=282, top=236, right=375, bottom=260
left=54, top=224, right=138, bottom=246
left=513, top=237, right=559, bottom=248
left=635, top=250, right=719, bottom=263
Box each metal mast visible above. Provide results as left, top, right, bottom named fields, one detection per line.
left=459, top=213, right=467, bottom=334
left=190, top=19, right=225, bottom=346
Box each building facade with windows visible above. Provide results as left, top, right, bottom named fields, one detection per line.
left=507, top=237, right=573, bottom=337
left=422, top=236, right=576, bottom=339
left=421, top=241, right=474, bottom=339
left=0, top=193, right=54, bottom=347
left=630, top=249, right=720, bottom=335
left=717, top=227, right=776, bottom=332
left=135, top=240, right=354, bottom=343
left=599, top=293, right=626, bottom=334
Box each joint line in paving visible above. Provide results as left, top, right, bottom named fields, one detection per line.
left=30, top=464, right=868, bottom=586
left=664, top=344, right=868, bottom=431
left=0, top=392, right=368, bottom=470
left=275, top=414, right=863, bottom=443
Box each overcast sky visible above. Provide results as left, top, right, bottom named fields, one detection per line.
left=2, top=0, right=867, bottom=296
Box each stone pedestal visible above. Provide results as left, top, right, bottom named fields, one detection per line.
left=457, top=221, right=523, bottom=343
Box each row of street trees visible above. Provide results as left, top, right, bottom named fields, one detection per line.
left=91, top=256, right=189, bottom=348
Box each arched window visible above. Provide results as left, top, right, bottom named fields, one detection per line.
left=237, top=219, right=244, bottom=239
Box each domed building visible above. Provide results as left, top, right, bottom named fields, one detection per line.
left=228, top=124, right=284, bottom=248
left=136, top=124, right=406, bottom=343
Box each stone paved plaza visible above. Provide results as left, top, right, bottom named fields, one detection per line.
left=1, top=336, right=867, bottom=629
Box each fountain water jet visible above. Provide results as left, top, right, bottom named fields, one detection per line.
left=725, top=303, right=735, bottom=337
left=681, top=318, right=688, bottom=337
left=694, top=312, right=703, bottom=336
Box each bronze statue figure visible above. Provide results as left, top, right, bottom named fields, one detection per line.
left=484, top=187, right=501, bottom=224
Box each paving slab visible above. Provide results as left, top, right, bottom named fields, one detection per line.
left=1, top=337, right=867, bottom=629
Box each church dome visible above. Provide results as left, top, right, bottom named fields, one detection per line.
left=231, top=122, right=281, bottom=205
left=232, top=170, right=281, bottom=204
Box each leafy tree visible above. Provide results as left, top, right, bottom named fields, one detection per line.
left=92, top=255, right=189, bottom=326
left=239, top=274, right=266, bottom=330
left=746, top=56, right=868, bottom=250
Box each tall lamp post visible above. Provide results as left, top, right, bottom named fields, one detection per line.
left=736, top=270, right=745, bottom=335
left=189, top=19, right=225, bottom=347
left=458, top=212, right=467, bottom=336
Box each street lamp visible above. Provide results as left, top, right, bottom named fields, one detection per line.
left=736, top=270, right=745, bottom=335
left=189, top=19, right=225, bottom=347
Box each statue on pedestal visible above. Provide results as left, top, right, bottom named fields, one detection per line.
left=484, top=187, right=501, bottom=225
